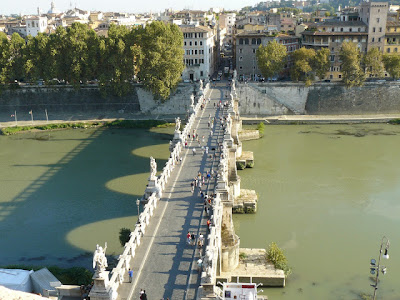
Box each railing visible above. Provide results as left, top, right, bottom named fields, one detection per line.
left=106, top=82, right=209, bottom=298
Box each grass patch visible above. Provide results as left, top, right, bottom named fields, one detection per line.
left=1, top=119, right=174, bottom=135
left=2, top=265, right=93, bottom=285
left=239, top=252, right=248, bottom=260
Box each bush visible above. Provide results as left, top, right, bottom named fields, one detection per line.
left=119, top=228, right=131, bottom=246
left=266, top=242, right=291, bottom=275
left=257, top=122, right=265, bottom=137
left=388, top=119, right=400, bottom=125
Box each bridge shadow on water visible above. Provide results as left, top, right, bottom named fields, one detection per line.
left=0, top=127, right=172, bottom=269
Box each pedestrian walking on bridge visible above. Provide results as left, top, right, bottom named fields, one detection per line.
left=128, top=269, right=133, bottom=283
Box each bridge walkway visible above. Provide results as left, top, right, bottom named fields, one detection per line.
left=117, top=84, right=230, bottom=300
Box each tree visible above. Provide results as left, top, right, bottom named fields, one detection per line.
left=266, top=242, right=291, bottom=275
left=24, top=33, right=52, bottom=82
left=383, top=53, right=400, bottom=79
left=290, top=47, right=316, bottom=83
left=119, top=228, right=131, bottom=246
left=339, top=41, right=365, bottom=87
left=136, top=21, right=184, bottom=100
left=7, top=33, right=26, bottom=82
left=0, top=32, right=10, bottom=83
left=256, top=40, right=287, bottom=80
left=313, top=48, right=331, bottom=80
left=363, top=47, right=384, bottom=78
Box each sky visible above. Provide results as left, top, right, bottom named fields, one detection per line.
left=2, top=0, right=256, bottom=15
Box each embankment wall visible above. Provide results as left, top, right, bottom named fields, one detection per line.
left=236, top=82, right=400, bottom=116
left=0, top=83, right=195, bottom=122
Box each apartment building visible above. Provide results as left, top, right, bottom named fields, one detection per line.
left=181, top=25, right=216, bottom=81
left=235, top=31, right=300, bottom=80
left=302, top=20, right=368, bottom=80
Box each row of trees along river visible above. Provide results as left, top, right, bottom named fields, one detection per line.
left=256, top=40, right=400, bottom=87
left=0, top=22, right=185, bottom=100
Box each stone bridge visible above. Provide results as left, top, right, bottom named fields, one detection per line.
left=88, top=79, right=284, bottom=300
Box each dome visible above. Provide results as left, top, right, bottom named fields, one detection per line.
left=48, top=1, right=61, bottom=14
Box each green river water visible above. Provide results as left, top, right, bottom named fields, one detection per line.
left=0, top=124, right=399, bottom=299
left=235, top=124, right=400, bottom=300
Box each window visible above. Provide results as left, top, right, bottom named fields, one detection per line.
left=239, top=38, right=243, bottom=45
left=330, top=55, right=335, bottom=62
left=195, top=33, right=197, bottom=38
left=373, top=27, right=376, bottom=33
left=395, top=48, right=398, bottom=52
left=372, top=38, right=375, bottom=42
left=252, top=38, right=256, bottom=45
left=331, top=47, right=334, bottom=51
left=239, top=48, right=243, bottom=53
left=245, top=38, right=249, bottom=45
left=239, top=56, right=243, bottom=61
left=195, top=41, right=197, bottom=46
left=339, top=74, right=342, bottom=79
left=358, top=28, right=361, bottom=32
left=200, top=71, right=203, bottom=76
left=200, top=41, right=203, bottom=46
left=378, top=38, right=381, bottom=42
left=340, top=28, right=343, bottom=32
left=332, top=28, right=335, bottom=32
left=184, top=41, right=186, bottom=46
left=190, top=41, right=192, bottom=46
left=377, top=18, right=380, bottom=23
left=195, top=59, right=198, bottom=64
left=387, top=48, right=390, bottom=53
left=252, top=49, right=256, bottom=53
left=379, top=27, right=382, bottom=32
left=257, top=38, right=261, bottom=44
left=349, top=28, right=352, bottom=32
left=239, top=66, right=243, bottom=70
left=195, top=50, right=197, bottom=54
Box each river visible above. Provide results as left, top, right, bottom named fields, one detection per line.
left=0, top=124, right=399, bottom=299
left=234, top=124, right=400, bottom=300
left=0, top=127, right=172, bottom=269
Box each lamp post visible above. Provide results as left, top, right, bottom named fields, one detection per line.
left=136, top=199, right=140, bottom=217
left=369, top=236, right=390, bottom=300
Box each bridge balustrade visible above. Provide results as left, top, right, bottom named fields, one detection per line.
left=104, top=83, right=210, bottom=299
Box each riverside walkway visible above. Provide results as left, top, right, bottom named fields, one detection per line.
left=116, top=83, right=230, bottom=300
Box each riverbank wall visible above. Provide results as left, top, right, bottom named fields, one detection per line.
left=237, top=82, right=400, bottom=116
left=0, top=83, right=197, bottom=124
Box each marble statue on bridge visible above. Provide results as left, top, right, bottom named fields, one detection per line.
left=175, top=117, right=181, bottom=132
left=93, top=243, right=108, bottom=276
left=150, top=156, right=157, bottom=180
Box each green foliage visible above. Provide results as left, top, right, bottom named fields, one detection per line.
left=256, top=40, right=287, bottom=79
left=340, top=41, right=365, bottom=87
left=136, top=22, right=184, bottom=101
left=0, top=22, right=183, bottom=99
left=1, top=120, right=172, bottom=135
left=291, top=47, right=316, bottom=82
left=239, top=252, right=248, bottom=260
left=383, top=54, right=400, bottom=79
left=313, top=48, right=331, bottom=80
left=119, top=228, right=131, bottom=247
left=363, top=47, right=384, bottom=78
left=266, top=242, right=291, bottom=275
left=3, top=265, right=93, bottom=285
left=388, top=118, right=400, bottom=124
left=257, top=122, right=265, bottom=137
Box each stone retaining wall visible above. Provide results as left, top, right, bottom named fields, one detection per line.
left=236, top=82, right=400, bottom=116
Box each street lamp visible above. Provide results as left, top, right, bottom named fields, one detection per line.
left=369, top=236, right=390, bottom=300
left=136, top=199, right=140, bottom=216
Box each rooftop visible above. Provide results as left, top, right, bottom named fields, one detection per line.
left=180, top=25, right=213, bottom=33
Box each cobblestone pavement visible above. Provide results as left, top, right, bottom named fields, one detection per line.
left=117, top=84, right=229, bottom=300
